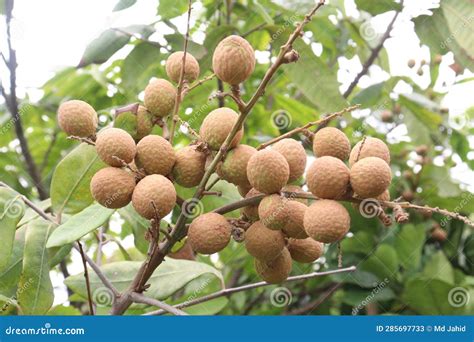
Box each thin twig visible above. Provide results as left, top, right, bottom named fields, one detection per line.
left=77, top=241, right=95, bottom=315
left=187, top=73, right=216, bottom=92
left=130, top=293, right=189, bottom=316
left=144, top=266, right=356, bottom=315
left=257, top=104, right=361, bottom=150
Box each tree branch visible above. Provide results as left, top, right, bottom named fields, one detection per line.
left=143, top=266, right=356, bottom=315
left=130, top=293, right=189, bottom=316
left=343, top=2, right=403, bottom=98
left=77, top=241, right=95, bottom=315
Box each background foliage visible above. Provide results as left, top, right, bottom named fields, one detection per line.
left=0, top=0, right=473, bottom=315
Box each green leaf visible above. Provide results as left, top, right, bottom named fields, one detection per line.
left=341, top=231, right=375, bottom=255
left=351, top=83, right=384, bottom=107
left=118, top=204, right=149, bottom=255
left=250, top=0, right=274, bottom=24
left=403, top=277, right=468, bottom=315
left=441, top=0, right=474, bottom=58
left=158, top=0, right=188, bottom=19
left=51, top=143, right=106, bottom=215
left=0, top=188, right=25, bottom=272
left=18, top=199, right=51, bottom=227
left=0, top=226, right=26, bottom=299
left=361, top=244, right=399, bottom=281
left=47, top=204, right=114, bottom=248
left=423, top=251, right=455, bottom=285
left=18, top=220, right=55, bottom=315
left=284, top=40, right=348, bottom=112
left=399, top=93, right=442, bottom=130
left=78, top=29, right=131, bottom=67
left=65, top=259, right=224, bottom=304
left=113, top=0, right=136, bottom=11
left=394, top=224, right=425, bottom=271
left=355, top=0, right=401, bottom=15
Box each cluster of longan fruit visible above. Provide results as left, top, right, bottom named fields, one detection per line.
left=56, top=33, right=393, bottom=285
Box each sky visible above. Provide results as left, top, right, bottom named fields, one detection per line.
left=1, top=0, right=473, bottom=307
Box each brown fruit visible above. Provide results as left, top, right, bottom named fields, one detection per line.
left=288, top=238, right=324, bottom=263
left=169, top=241, right=195, bottom=261
left=90, top=167, right=135, bottom=209
left=307, top=156, right=350, bottom=199
left=144, top=78, right=176, bottom=118
left=380, top=110, right=393, bottom=123
left=212, top=35, right=255, bottom=85
left=258, top=194, right=288, bottom=230
left=237, top=183, right=252, bottom=197
left=247, top=149, right=289, bottom=194
left=304, top=200, right=350, bottom=243
left=245, top=221, right=285, bottom=261
left=282, top=185, right=308, bottom=205
left=241, top=188, right=262, bottom=221
left=434, top=54, right=442, bottom=64
left=136, top=105, right=154, bottom=140
left=95, top=128, right=136, bottom=167
left=132, top=175, right=176, bottom=219
left=165, top=51, right=200, bottom=84
left=200, top=107, right=244, bottom=150
left=254, top=247, right=292, bottom=284
left=188, top=213, right=231, bottom=254
left=272, top=138, right=306, bottom=181
left=407, top=59, right=416, bottom=68
left=349, top=137, right=390, bottom=167
left=282, top=201, right=308, bottom=239
left=431, top=225, right=447, bottom=242
left=172, top=146, right=206, bottom=187
left=217, top=144, right=256, bottom=186
left=402, top=190, right=414, bottom=201
left=350, top=157, right=392, bottom=198
left=135, top=135, right=176, bottom=175
left=57, top=100, right=98, bottom=137
left=312, top=127, right=350, bottom=161
left=393, top=103, right=402, bottom=114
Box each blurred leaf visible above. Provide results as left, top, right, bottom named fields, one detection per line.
left=0, top=227, right=26, bottom=299
left=18, top=199, right=51, bottom=227
left=250, top=0, right=274, bottom=24
left=113, top=0, right=136, bottom=11
left=341, top=231, right=375, bottom=255
left=361, top=244, right=399, bottom=281
left=47, top=305, right=82, bottom=315
left=65, top=259, right=223, bottom=304
left=182, top=296, right=228, bottom=315
left=0, top=188, right=25, bottom=272
left=355, top=0, right=401, bottom=15
left=423, top=251, right=454, bottom=285
left=442, top=0, right=474, bottom=58
left=351, top=83, right=384, bottom=107
left=158, top=0, right=188, bottom=19
left=78, top=29, right=131, bottom=67
left=394, top=224, right=425, bottom=271
left=399, top=93, right=442, bottom=130
left=50, top=144, right=106, bottom=215
left=47, top=204, right=114, bottom=248
left=18, top=220, right=55, bottom=315
left=118, top=204, right=149, bottom=255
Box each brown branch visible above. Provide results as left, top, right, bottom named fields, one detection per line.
left=342, top=2, right=403, bottom=98
left=257, top=104, right=361, bottom=150
left=187, top=73, right=216, bottom=92
left=2, top=0, right=47, bottom=200
left=77, top=241, right=95, bottom=315
left=144, top=266, right=356, bottom=315
left=169, top=0, right=193, bottom=143
left=130, top=293, right=189, bottom=316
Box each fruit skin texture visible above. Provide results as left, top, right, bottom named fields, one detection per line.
left=258, top=194, right=288, bottom=230
left=135, top=135, right=176, bottom=175
left=172, top=146, right=206, bottom=188
left=132, top=175, right=177, bottom=219
left=166, top=51, right=200, bottom=84
left=254, top=247, right=292, bottom=284
left=200, top=107, right=243, bottom=150
left=144, top=78, right=177, bottom=118
left=217, top=144, right=256, bottom=186
left=304, top=200, right=350, bottom=243
left=95, top=128, right=136, bottom=167
left=272, top=139, right=306, bottom=181
left=90, top=167, right=136, bottom=209
left=288, top=238, right=323, bottom=263
left=349, top=137, right=390, bottom=167
left=307, top=156, right=350, bottom=199
left=312, top=127, right=350, bottom=161
left=57, top=100, right=98, bottom=137
left=350, top=157, right=392, bottom=198
left=212, top=35, right=255, bottom=85
left=187, top=213, right=231, bottom=254
left=245, top=221, right=285, bottom=261
left=282, top=201, right=308, bottom=239
left=136, top=105, right=154, bottom=140
left=282, top=185, right=308, bottom=205
left=241, top=188, right=262, bottom=221
left=247, top=150, right=289, bottom=194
